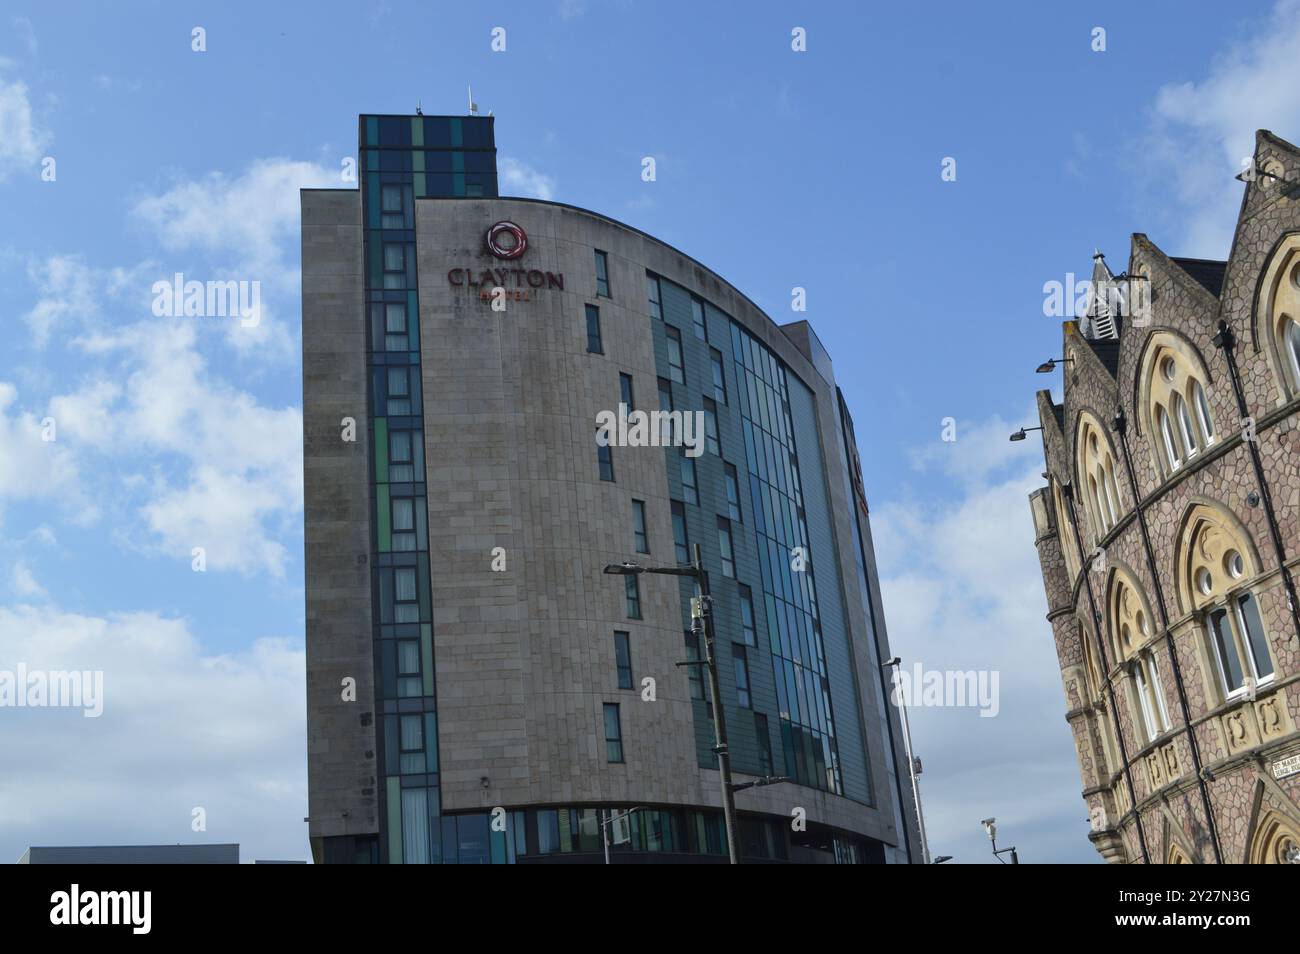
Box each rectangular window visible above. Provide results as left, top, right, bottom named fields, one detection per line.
left=387, top=366, right=412, bottom=415
left=383, top=243, right=409, bottom=290
left=614, top=631, right=633, bottom=690
left=671, top=501, right=690, bottom=565
left=1133, top=659, right=1158, bottom=742
left=383, top=302, right=408, bottom=351
left=755, top=713, right=773, bottom=775
left=394, top=567, right=419, bottom=623
left=734, top=645, right=751, bottom=708
left=604, top=703, right=624, bottom=763
left=691, top=296, right=707, bottom=341
left=586, top=304, right=603, bottom=354
left=620, top=372, right=634, bottom=411
left=595, top=250, right=610, bottom=297
left=625, top=574, right=642, bottom=619
left=680, top=453, right=699, bottom=505
left=739, top=583, right=757, bottom=646
left=397, top=639, right=421, bottom=697
left=381, top=184, right=411, bottom=229
left=632, top=499, right=649, bottom=553
left=392, top=496, right=416, bottom=552
left=399, top=713, right=424, bottom=773
left=710, top=349, right=727, bottom=404
left=597, top=430, right=615, bottom=482
left=387, top=427, right=422, bottom=482
left=667, top=326, right=685, bottom=384
left=647, top=273, right=662, bottom=320
left=537, top=810, right=561, bottom=854
left=724, top=462, right=742, bottom=521
left=1236, top=592, right=1274, bottom=681
left=1208, top=608, right=1246, bottom=695
left=717, top=517, right=735, bottom=578
left=703, top=398, right=720, bottom=456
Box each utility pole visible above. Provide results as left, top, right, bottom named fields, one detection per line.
left=692, top=543, right=740, bottom=865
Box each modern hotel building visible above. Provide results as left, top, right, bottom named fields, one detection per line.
left=302, top=113, right=918, bottom=863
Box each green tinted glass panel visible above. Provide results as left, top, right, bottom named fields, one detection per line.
left=450, top=118, right=463, bottom=146
left=366, top=116, right=378, bottom=146
left=411, top=116, right=424, bottom=147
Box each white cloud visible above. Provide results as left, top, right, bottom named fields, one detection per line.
left=132, top=158, right=336, bottom=287
left=500, top=157, right=556, bottom=200
left=0, top=76, right=49, bottom=182
left=0, top=382, right=91, bottom=520
left=872, top=412, right=1098, bottom=863
left=22, top=255, right=151, bottom=348
left=0, top=603, right=307, bottom=862
left=11, top=560, right=44, bottom=597
left=55, top=320, right=303, bottom=577
left=1144, top=0, right=1300, bottom=256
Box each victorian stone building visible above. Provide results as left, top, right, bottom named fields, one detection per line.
left=1027, top=130, right=1300, bottom=864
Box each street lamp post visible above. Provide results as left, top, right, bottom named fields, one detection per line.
left=882, top=656, right=931, bottom=864
left=604, top=543, right=743, bottom=864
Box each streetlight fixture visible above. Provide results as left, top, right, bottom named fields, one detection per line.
left=604, top=543, right=742, bottom=864
left=981, top=817, right=1019, bottom=864
left=1009, top=425, right=1043, bottom=442
left=882, top=656, right=931, bottom=864
left=1036, top=357, right=1075, bottom=374
left=933, top=855, right=953, bottom=864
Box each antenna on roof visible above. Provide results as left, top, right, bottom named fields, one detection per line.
left=468, top=85, right=478, bottom=116
left=416, top=100, right=423, bottom=116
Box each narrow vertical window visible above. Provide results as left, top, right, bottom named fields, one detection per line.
left=1158, top=406, right=1181, bottom=471
left=647, top=273, right=662, bottom=320
left=667, top=326, right=685, bottom=384
left=684, top=631, right=705, bottom=700
left=703, top=397, right=720, bottom=455
left=614, top=631, right=633, bottom=690
left=680, top=453, right=699, bottom=505
left=619, top=372, right=634, bottom=411
left=597, top=430, right=615, bottom=482
left=595, top=249, right=610, bottom=297
left=1208, top=607, right=1245, bottom=694
left=725, top=463, right=742, bottom=521
left=632, top=499, right=649, bottom=553
left=1235, top=592, right=1274, bottom=681
left=739, top=583, right=756, bottom=645
left=710, top=349, right=726, bottom=404
left=1192, top=380, right=1215, bottom=443
left=1174, top=392, right=1198, bottom=457
left=603, top=703, right=624, bottom=763
left=733, top=645, right=751, bottom=708
left=671, top=500, right=690, bottom=564
left=755, top=713, right=773, bottom=775
left=658, top=377, right=675, bottom=445
left=586, top=304, right=603, bottom=354
left=625, top=574, right=641, bottom=619
left=691, top=296, right=707, bottom=341
left=717, top=517, right=735, bottom=577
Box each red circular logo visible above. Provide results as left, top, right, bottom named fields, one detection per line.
left=486, top=221, right=527, bottom=260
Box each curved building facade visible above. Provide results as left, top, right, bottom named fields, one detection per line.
left=302, top=113, right=917, bottom=863
left=1026, top=129, right=1300, bottom=864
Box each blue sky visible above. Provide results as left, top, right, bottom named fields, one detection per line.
left=1, top=0, right=1297, bottom=863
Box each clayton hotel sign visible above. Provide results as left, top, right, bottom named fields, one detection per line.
left=447, top=221, right=564, bottom=302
